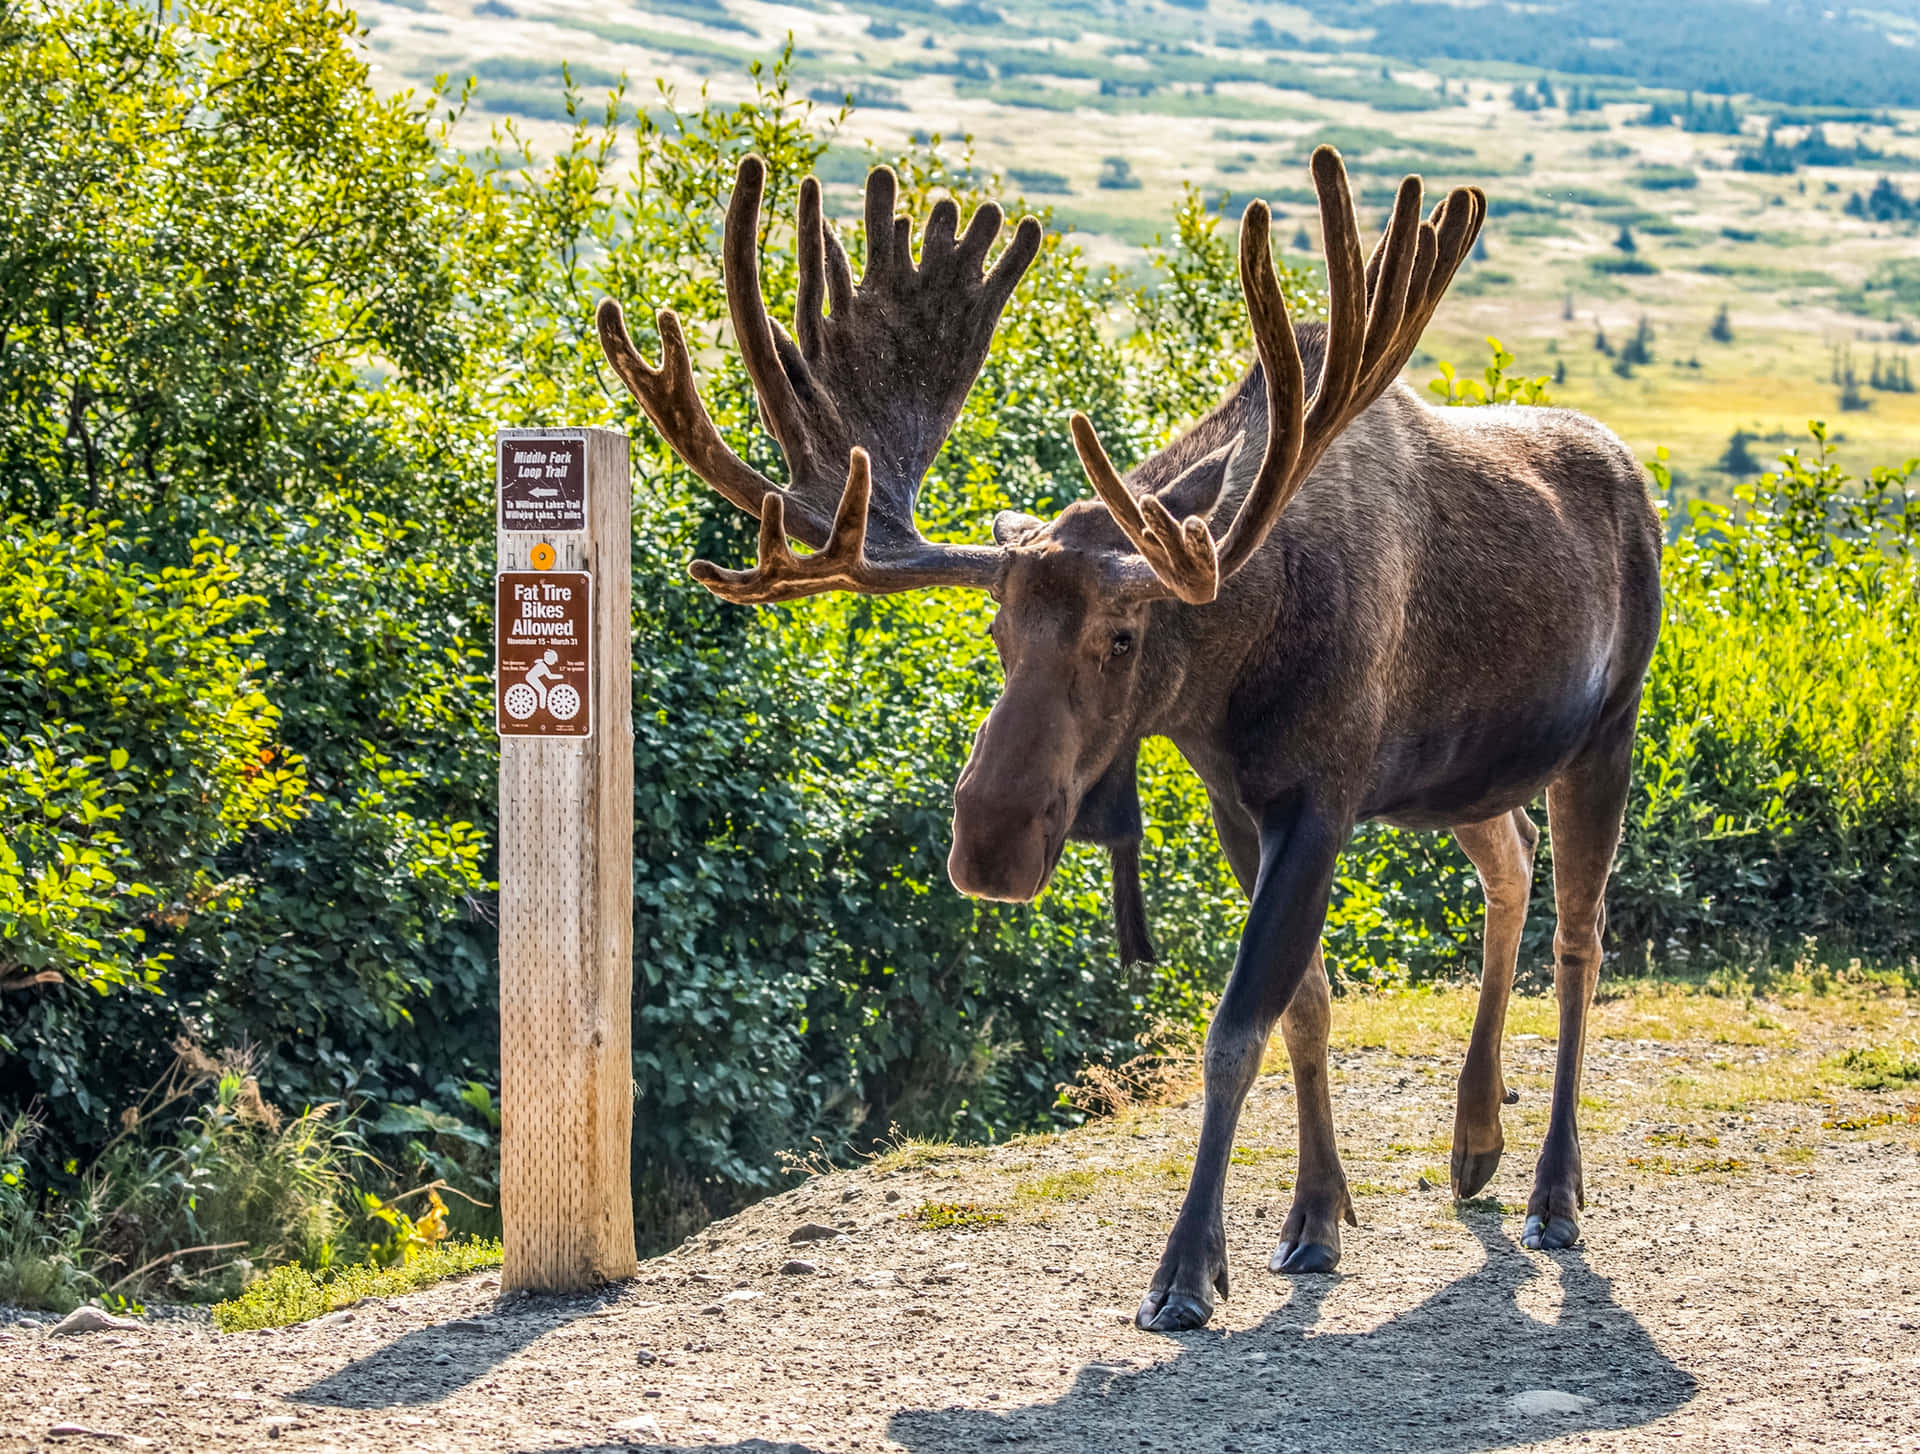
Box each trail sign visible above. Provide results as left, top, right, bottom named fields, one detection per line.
left=496, top=571, right=592, bottom=738
left=494, top=426, right=635, bottom=1294
left=498, top=433, right=588, bottom=533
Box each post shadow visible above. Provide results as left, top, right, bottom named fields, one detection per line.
left=290, top=1297, right=596, bottom=1410
left=885, top=1213, right=1696, bottom=1454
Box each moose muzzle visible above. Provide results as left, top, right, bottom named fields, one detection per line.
left=948, top=711, right=1072, bottom=902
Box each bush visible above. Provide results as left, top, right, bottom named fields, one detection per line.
left=0, top=517, right=305, bottom=1006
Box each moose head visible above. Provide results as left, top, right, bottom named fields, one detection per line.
left=598, top=150, right=1483, bottom=908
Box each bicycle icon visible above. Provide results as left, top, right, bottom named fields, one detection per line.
left=502, top=649, right=581, bottom=722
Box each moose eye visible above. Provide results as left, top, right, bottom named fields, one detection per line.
left=1110, top=632, right=1133, bottom=658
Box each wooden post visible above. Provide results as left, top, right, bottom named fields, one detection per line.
left=494, top=427, right=637, bottom=1291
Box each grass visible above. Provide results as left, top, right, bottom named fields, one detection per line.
left=1831, top=1041, right=1920, bottom=1089
left=1015, top=1169, right=1104, bottom=1202
left=212, top=1237, right=503, bottom=1332
left=905, top=1202, right=1006, bottom=1231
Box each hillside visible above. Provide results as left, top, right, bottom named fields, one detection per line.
left=356, top=0, right=1920, bottom=486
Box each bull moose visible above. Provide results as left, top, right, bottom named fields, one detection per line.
left=596, top=150, right=1661, bottom=1332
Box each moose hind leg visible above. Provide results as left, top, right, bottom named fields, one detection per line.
left=1526, top=724, right=1634, bottom=1250
left=1450, top=807, right=1538, bottom=1199
left=1271, top=946, right=1355, bottom=1273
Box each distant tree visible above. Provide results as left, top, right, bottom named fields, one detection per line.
left=1097, top=156, right=1142, bottom=191
left=1834, top=344, right=1872, bottom=411
left=1709, top=304, right=1734, bottom=343
left=1290, top=224, right=1312, bottom=251
left=1594, top=321, right=1613, bottom=354
left=1620, top=315, right=1655, bottom=367
left=1614, top=222, right=1637, bottom=253
left=1857, top=176, right=1918, bottom=223
left=1470, top=233, right=1489, bottom=262
left=1718, top=430, right=1761, bottom=475
left=1870, top=352, right=1916, bottom=393
left=1563, top=291, right=1575, bottom=320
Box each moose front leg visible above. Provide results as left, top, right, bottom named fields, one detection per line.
left=1136, top=797, right=1342, bottom=1332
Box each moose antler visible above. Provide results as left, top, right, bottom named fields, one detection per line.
left=1071, top=147, right=1485, bottom=605
left=598, top=155, right=1042, bottom=602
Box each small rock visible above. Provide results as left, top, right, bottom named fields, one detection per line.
left=478, top=1274, right=500, bottom=1288
left=699, top=1303, right=724, bottom=1316
left=1417, top=1176, right=1435, bottom=1192
left=841, top=1187, right=860, bottom=1203
left=49, top=1426, right=152, bottom=1447
left=788, top=1222, right=842, bottom=1244
left=431, top=1352, right=453, bottom=1366
left=884, top=1190, right=902, bottom=1203
left=309, top=1310, right=356, bottom=1331
left=854, top=1271, right=896, bottom=1288
left=636, top=1348, right=657, bottom=1365
left=445, top=1318, right=496, bottom=1333
left=721, top=1290, right=760, bottom=1303
left=49, top=1308, right=140, bottom=1337
left=780, top=1260, right=817, bottom=1276
left=1508, top=1389, right=1594, bottom=1418
left=612, top=1413, right=664, bottom=1439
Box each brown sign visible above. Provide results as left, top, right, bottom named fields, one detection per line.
left=496, top=571, right=592, bottom=738
left=499, top=435, right=587, bottom=533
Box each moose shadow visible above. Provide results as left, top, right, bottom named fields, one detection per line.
left=292, top=1297, right=593, bottom=1409
left=884, top=1215, right=1695, bottom=1454
left=311, top=1218, right=1695, bottom=1452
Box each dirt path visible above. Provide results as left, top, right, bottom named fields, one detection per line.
left=6, top=986, right=1920, bottom=1453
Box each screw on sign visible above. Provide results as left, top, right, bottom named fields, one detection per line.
left=496, top=571, right=592, bottom=738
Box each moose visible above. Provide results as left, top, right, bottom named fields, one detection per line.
left=597, top=150, right=1661, bottom=1332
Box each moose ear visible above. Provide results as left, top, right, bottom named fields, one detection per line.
left=1150, top=437, right=1242, bottom=524
left=993, top=509, right=1046, bottom=544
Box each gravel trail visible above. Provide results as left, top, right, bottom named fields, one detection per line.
left=6, top=1001, right=1919, bottom=1454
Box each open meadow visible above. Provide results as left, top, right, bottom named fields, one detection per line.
left=357, top=0, right=1920, bottom=485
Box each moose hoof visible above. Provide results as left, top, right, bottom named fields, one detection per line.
left=1521, top=1213, right=1581, bottom=1250
left=1135, top=1286, right=1215, bottom=1331
left=1269, top=1240, right=1339, bottom=1274
left=1451, top=1144, right=1504, bottom=1200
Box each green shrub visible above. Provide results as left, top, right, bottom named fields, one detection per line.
left=212, top=1236, right=502, bottom=1331
left=0, top=517, right=305, bottom=1003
